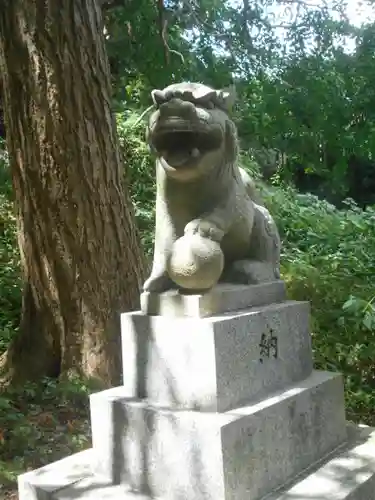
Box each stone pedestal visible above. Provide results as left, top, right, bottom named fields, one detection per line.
left=18, top=281, right=375, bottom=500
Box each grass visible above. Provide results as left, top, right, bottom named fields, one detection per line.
left=0, top=379, right=91, bottom=499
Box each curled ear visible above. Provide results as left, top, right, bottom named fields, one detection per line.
left=145, top=125, right=156, bottom=154
left=192, top=87, right=216, bottom=101
left=151, top=89, right=166, bottom=107
left=224, top=119, right=239, bottom=163
left=215, top=85, right=236, bottom=113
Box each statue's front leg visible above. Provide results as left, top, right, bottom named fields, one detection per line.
left=143, top=259, right=176, bottom=293
left=143, top=214, right=176, bottom=293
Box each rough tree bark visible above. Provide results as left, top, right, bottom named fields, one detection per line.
left=0, top=0, right=145, bottom=386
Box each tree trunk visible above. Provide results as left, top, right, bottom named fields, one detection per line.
left=0, top=0, right=145, bottom=387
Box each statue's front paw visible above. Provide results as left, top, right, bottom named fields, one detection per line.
left=143, top=272, right=175, bottom=293
left=184, top=219, right=224, bottom=242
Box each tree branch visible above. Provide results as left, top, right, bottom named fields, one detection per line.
left=156, top=0, right=185, bottom=65
left=101, top=0, right=127, bottom=11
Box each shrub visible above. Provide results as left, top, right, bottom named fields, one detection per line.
left=265, top=186, right=375, bottom=423
left=0, top=377, right=91, bottom=488
left=117, top=110, right=155, bottom=258
left=0, top=147, right=21, bottom=354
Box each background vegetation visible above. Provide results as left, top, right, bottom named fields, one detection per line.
left=2, top=0, right=375, bottom=496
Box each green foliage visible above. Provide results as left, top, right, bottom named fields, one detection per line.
left=104, top=0, right=375, bottom=203
left=0, top=148, right=21, bottom=355
left=116, top=110, right=155, bottom=257
left=234, top=20, right=375, bottom=205
left=0, top=378, right=91, bottom=491
left=104, top=0, right=235, bottom=107
left=265, top=187, right=375, bottom=422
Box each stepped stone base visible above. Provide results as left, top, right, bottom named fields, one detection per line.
left=18, top=425, right=375, bottom=500
left=121, top=300, right=313, bottom=412
left=90, top=371, right=346, bottom=500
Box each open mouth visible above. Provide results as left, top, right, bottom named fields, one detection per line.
left=152, top=128, right=223, bottom=168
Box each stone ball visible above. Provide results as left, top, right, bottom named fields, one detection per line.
left=167, top=233, right=224, bottom=290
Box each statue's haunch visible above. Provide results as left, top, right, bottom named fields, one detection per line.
left=167, top=234, right=224, bottom=290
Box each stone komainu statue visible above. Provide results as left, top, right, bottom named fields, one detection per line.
left=143, top=82, right=281, bottom=293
